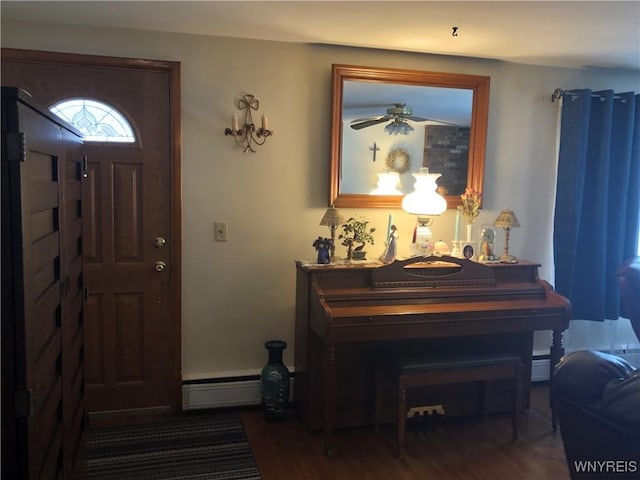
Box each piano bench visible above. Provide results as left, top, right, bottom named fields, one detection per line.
left=374, top=352, right=525, bottom=456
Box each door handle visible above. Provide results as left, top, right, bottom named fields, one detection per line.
left=154, top=261, right=167, bottom=272
left=154, top=237, right=166, bottom=248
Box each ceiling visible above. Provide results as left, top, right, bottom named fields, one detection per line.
left=2, top=1, right=639, bottom=71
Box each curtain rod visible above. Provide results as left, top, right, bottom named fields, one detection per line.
left=551, top=88, right=624, bottom=103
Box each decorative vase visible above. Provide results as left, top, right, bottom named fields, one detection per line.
left=466, top=223, right=473, bottom=242
left=260, top=340, right=290, bottom=421
left=317, top=248, right=329, bottom=264
left=313, top=237, right=331, bottom=264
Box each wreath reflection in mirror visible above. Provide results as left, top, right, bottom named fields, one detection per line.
left=386, top=148, right=411, bottom=174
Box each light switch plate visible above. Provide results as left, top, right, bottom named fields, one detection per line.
left=214, top=221, right=228, bottom=241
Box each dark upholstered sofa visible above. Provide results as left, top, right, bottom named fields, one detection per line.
left=553, top=257, right=640, bottom=480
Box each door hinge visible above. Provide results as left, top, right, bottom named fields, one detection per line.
left=6, top=132, right=26, bottom=162
left=82, top=155, right=89, bottom=178
left=14, top=389, right=33, bottom=418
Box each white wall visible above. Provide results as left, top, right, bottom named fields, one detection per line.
left=3, top=19, right=639, bottom=381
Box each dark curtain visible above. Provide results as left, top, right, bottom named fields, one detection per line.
left=554, top=89, right=640, bottom=321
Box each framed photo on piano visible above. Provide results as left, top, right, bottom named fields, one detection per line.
left=462, top=242, right=476, bottom=260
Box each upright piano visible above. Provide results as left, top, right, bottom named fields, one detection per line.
left=294, top=256, right=571, bottom=453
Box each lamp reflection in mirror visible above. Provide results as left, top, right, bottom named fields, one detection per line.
left=494, top=209, right=521, bottom=263
left=319, top=206, right=345, bottom=262
left=371, top=171, right=402, bottom=195
left=401, top=168, right=447, bottom=256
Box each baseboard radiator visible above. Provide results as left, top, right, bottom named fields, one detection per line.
left=183, top=377, right=295, bottom=410
left=183, top=351, right=639, bottom=410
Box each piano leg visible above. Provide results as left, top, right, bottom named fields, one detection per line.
left=549, top=328, right=565, bottom=431
left=322, top=343, right=338, bottom=456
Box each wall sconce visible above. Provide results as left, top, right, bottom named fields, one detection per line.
left=224, top=94, right=273, bottom=153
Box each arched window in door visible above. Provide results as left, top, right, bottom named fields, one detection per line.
left=49, top=98, right=136, bottom=143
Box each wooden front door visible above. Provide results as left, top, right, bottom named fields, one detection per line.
left=2, top=49, right=182, bottom=416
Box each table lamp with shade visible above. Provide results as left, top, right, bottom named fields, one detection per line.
left=401, top=168, right=447, bottom=256
left=319, top=205, right=345, bottom=262
left=494, top=209, right=521, bottom=263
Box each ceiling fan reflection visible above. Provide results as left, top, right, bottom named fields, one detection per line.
left=350, top=103, right=455, bottom=134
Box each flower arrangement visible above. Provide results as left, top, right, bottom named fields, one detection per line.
left=312, top=237, right=332, bottom=250
left=460, top=188, right=482, bottom=225
left=339, top=217, right=376, bottom=259
left=313, top=237, right=332, bottom=264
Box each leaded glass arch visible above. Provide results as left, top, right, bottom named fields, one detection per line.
left=50, top=98, right=136, bottom=143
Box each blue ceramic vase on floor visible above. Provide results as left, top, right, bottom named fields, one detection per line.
left=260, top=340, right=290, bottom=421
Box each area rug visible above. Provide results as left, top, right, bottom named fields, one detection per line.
left=86, top=413, right=262, bottom=480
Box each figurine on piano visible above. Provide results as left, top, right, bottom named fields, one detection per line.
left=380, top=225, right=398, bottom=264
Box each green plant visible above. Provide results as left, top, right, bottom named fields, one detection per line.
left=339, top=217, right=376, bottom=259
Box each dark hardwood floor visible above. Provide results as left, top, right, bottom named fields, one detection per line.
left=241, top=384, right=570, bottom=480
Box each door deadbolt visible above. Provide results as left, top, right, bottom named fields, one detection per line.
left=154, top=261, right=167, bottom=272
left=154, top=237, right=166, bottom=248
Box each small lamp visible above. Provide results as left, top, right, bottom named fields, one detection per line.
left=402, top=168, right=447, bottom=256
left=494, top=209, right=521, bottom=263
left=319, top=205, right=344, bottom=261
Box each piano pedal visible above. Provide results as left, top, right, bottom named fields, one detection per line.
left=407, top=405, right=446, bottom=430
left=406, top=404, right=445, bottom=419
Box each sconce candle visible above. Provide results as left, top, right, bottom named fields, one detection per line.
left=225, top=94, right=273, bottom=153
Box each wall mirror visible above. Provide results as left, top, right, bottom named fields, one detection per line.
left=330, top=64, right=490, bottom=208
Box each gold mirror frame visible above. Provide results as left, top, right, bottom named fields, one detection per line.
left=330, top=64, right=490, bottom=208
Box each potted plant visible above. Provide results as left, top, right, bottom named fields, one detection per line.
left=339, top=217, right=376, bottom=260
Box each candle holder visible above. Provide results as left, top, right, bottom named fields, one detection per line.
left=451, top=240, right=463, bottom=258
left=224, top=94, right=273, bottom=153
